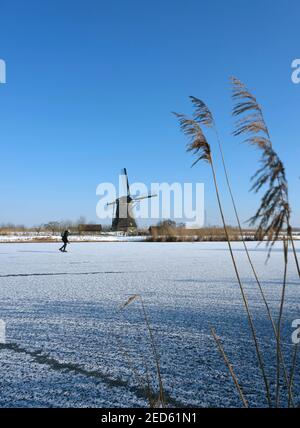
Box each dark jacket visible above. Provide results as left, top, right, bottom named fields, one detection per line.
left=62, top=231, right=69, bottom=243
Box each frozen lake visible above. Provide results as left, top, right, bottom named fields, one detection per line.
left=0, top=242, right=299, bottom=408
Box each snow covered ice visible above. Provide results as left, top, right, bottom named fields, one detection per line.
left=0, top=242, right=299, bottom=407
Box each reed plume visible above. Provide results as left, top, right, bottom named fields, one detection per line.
left=173, top=106, right=272, bottom=406
left=231, top=77, right=299, bottom=406
left=231, top=77, right=292, bottom=252
left=172, top=112, right=211, bottom=165
left=189, top=95, right=292, bottom=403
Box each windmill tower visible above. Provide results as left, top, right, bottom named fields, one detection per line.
left=107, top=169, right=156, bottom=232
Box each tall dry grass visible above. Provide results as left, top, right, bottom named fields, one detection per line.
left=187, top=98, right=292, bottom=400
left=120, top=78, right=298, bottom=408
left=173, top=106, right=272, bottom=406
left=172, top=78, right=299, bottom=407
left=120, top=294, right=165, bottom=407
left=149, top=224, right=246, bottom=242
left=211, top=328, right=248, bottom=408
left=231, top=77, right=299, bottom=407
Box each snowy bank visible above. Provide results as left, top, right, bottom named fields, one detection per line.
left=0, top=232, right=147, bottom=243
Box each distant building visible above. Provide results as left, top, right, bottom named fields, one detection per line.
left=78, top=224, right=102, bottom=234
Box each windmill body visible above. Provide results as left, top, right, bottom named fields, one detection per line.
left=111, top=195, right=137, bottom=231
left=107, top=169, right=156, bottom=233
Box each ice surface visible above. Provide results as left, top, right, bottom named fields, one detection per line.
left=0, top=242, right=299, bottom=407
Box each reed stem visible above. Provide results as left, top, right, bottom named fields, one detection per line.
left=211, top=327, right=248, bottom=408
left=210, top=158, right=272, bottom=407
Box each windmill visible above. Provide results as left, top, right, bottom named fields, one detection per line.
left=107, top=168, right=156, bottom=232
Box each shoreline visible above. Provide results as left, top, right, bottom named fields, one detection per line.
left=1, top=237, right=299, bottom=244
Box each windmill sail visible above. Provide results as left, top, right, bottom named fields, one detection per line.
left=122, top=168, right=131, bottom=197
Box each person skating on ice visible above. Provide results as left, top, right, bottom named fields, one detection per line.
left=59, top=230, right=70, bottom=252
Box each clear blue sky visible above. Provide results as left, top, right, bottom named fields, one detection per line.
left=0, top=0, right=299, bottom=227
